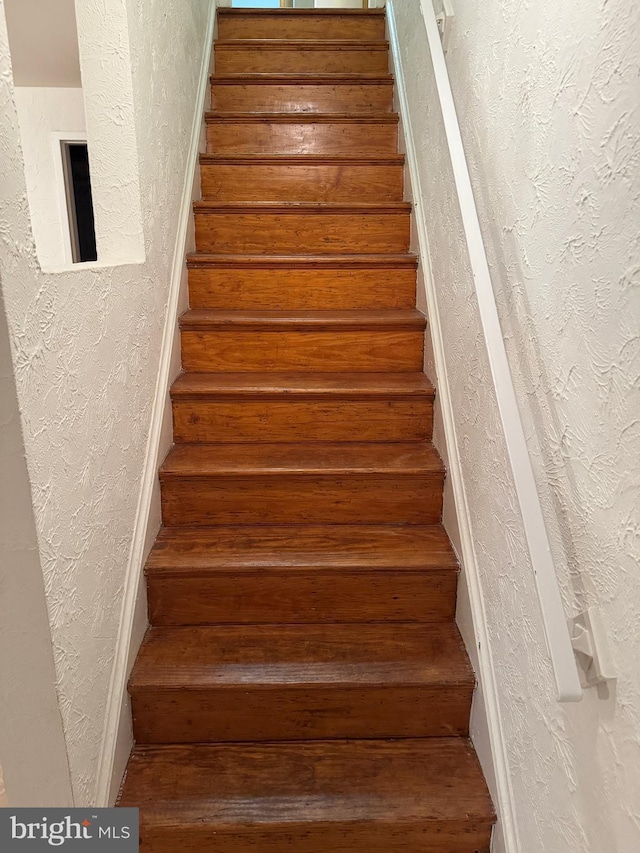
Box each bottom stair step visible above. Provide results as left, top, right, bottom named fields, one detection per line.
left=118, top=738, right=494, bottom=853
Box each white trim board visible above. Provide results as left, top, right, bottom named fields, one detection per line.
left=93, top=0, right=218, bottom=807
left=386, top=3, right=520, bottom=851
left=50, top=131, right=88, bottom=267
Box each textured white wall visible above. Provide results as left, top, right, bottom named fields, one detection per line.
left=391, top=0, right=640, bottom=851
left=0, top=281, right=74, bottom=807
left=74, top=0, right=145, bottom=267
left=0, top=0, right=211, bottom=805
left=14, top=87, right=86, bottom=268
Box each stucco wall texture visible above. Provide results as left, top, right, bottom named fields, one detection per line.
left=0, top=0, right=210, bottom=804
left=393, top=1, right=640, bottom=851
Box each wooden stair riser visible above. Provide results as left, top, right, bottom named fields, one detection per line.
left=180, top=330, right=424, bottom=372
left=131, top=686, right=472, bottom=744
left=218, top=12, right=386, bottom=42
left=207, top=117, right=399, bottom=156
left=188, top=265, right=416, bottom=310
left=194, top=210, right=411, bottom=254
left=200, top=161, right=404, bottom=203
left=147, top=570, right=457, bottom=626
left=172, top=398, right=433, bottom=443
left=211, top=80, right=393, bottom=115
left=189, top=265, right=416, bottom=310
left=160, top=473, right=444, bottom=526
left=137, top=823, right=492, bottom=853
left=215, top=42, right=390, bottom=75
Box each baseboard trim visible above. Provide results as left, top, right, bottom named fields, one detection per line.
left=93, top=0, right=218, bottom=807
left=386, top=3, right=520, bottom=851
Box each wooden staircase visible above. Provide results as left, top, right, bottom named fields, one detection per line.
left=118, top=8, right=494, bottom=851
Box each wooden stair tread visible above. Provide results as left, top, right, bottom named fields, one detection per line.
left=205, top=111, right=399, bottom=123
left=216, top=39, right=389, bottom=48
left=179, top=308, right=424, bottom=331
left=199, top=154, right=404, bottom=165
left=160, top=441, right=443, bottom=478
left=171, top=371, right=434, bottom=400
left=147, top=524, right=457, bottom=573
left=129, top=623, right=473, bottom=690
left=187, top=253, right=417, bottom=268
left=194, top=200, right=411, bottom=213
left=212, top=73, right=393, bottom=83
left=118, top=738, right=493, bottom=823
left=218, top=7, right=386, bottom=14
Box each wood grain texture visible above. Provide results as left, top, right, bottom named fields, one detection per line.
left=160, top=443, right=443, bottom=526
left=178, top=308, right=425, bottom=331
left=171, top=371, right=433, bottom=443
left=129, top=624, right=473, bottom=742
left=160, top=441, right=444, bottom=477
left=173, top=400, right=432, bottom=443
left=129, top=622, right=471, bottom=687
left=199, top=157, right=404, bottom=203
left=210, top=78, right=394, bottom=115
left=132, top=684, right=473, bottom=743
left=218, top=10, right=387, bottom=42
left=187, top=254, right=417, bottom=310
left=147, top=523, right=458, bottom=571
left=147, top=569, right=457, bottom=626
left=160, top=474, right=442, bottom=526
left=206, top=113, right=399, bottom=155
left=118, top=739, right=494, bottom=853
left=215, top=40, right=390, bottom=75
left=180, top=330, right=423, bottom=372
left=146, top=524, right=458, bottom=624
left=193, top=204, right=411, bottom=254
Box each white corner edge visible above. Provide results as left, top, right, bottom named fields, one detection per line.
left=386, top=2, right=521, bottom=850
left=93, top=0, right=218, bottom=807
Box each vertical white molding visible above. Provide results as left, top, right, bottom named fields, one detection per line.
left=93, top=0, right=218, bottom=807
left=386, top=3, right=520, bottom=850
left=50, top=130, right=88, bottom=266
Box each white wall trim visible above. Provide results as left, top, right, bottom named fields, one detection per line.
left=50, top=131, right=87, bottom=267
left=386, top=3, right=520, bottom=851
left=93, top=0, right=218, bottom=807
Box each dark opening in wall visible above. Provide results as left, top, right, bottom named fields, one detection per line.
left=62, top=142, right=97, bottom=263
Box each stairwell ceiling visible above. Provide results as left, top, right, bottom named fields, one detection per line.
left=4, top=0, right=81, bottom=87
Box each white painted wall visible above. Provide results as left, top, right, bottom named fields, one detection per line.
left=390, top=1, right=640, bottom=851
left=14, top=88, right=86, bottom=268
left=74, top=0, right=145, bottom=268
left=0, top=280, right=74, bottom=808
left=4, top=0, right=81, bottom=87
left=0, top=0, right=212, bottom=806
left=0, top=763, right=7, bottom=806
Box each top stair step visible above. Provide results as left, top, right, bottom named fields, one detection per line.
left=218, top=8, right=386, bottom=42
